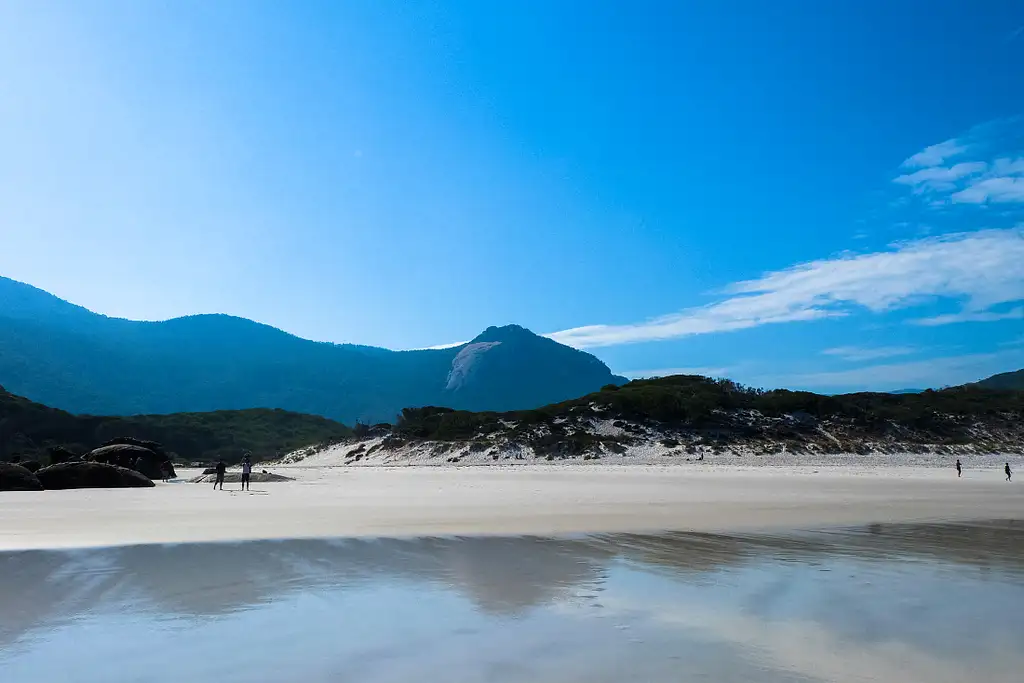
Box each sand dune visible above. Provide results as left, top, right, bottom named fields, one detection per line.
left=1, top=464, right=1021, bottom=550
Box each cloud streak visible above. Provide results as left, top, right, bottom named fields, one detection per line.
left=952, top=175, right=1024, bottom=204
left=821, top=346, right=917, bottom=362
left=893, top=118, right=1024, bottom=206
left=406, top=340, right=469, bottom=351
left=911, top=306, right=1023, bottom=326
left=548, top=228, right=1024, bottom=349
left=900, top=138, right=968, bottom=168
left=781, top=350, right=1024, bottom=391
left=893, top=162, right=987, bottom=192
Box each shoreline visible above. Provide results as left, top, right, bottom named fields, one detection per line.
left=2, top=464, right=1022, bottom=551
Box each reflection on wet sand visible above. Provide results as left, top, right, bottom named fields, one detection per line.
left=600, top=518, right=1024, bottom=576
left=2, top=520, right=1024, bottom=682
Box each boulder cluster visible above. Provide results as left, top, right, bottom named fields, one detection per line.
left=1, top=438, right=174, bottom=491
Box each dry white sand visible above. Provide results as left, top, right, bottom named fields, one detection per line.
left=1, top=464, right=1022, bottom=550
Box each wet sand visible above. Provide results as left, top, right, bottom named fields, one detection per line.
left=1, top=465, right=1021, bottom=550
left=2, top=521, right=1023, bottom=683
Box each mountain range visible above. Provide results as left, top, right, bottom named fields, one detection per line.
left=0, top=277, right=625, bottom=424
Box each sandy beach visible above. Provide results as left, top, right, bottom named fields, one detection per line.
left=1, top=464, right=1021, bottom=550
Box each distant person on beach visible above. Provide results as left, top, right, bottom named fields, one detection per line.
left=956, top=459, right=962, bottom=478
left=241, top=456, right=252, bottom=491
left=160, top=460, right=172, bottom=482
left=214, top=461, right=226, bottom=490
left=1006, top=463, right=1012, bottom=482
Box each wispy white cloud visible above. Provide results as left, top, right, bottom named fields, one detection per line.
left=893, top=162, right=987, bottom=192
left=911, top=306, right=1024, bottom=326
left=900, top=138, right=968, bottom=168
left=895, top=122, right=1024, bottom=206
left=548, top=228, right=1024, bottom=349
left=407, top=340, right=468, bottom=351
left=621, top=366, right=730, bottom=379
left=952, top=176, right=1024, bottom=204
left=781, top=350, right=1024, bottom=391
left=549, top=307, right=836, bottom=349
left=990, top=157, right=1024, bottom=176
left=821, top=345, right=917, bottom=362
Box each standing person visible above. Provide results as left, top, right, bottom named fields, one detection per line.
left=1006, top=463, right=1013, bottom=482
left=214, top=460, right=226, bottom=490
left=956, top=459, right=962, bottom=478
left=241, top=455, right=252, bottom=491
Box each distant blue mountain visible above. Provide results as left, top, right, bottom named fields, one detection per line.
left=0, top=276, right=625, bottom=424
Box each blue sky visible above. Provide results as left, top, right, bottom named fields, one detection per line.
left=1, top=0, right=1022, bottom=391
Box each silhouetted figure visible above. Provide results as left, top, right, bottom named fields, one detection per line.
left=241, top=456, right=252, bottom=491
left=160, top=460, right=172, bottom=482
left=1006, top=463, right=1012, bottom=482
left=956, top=459, right=962, bottom=478
left=214, top=461, right=226, bottom=490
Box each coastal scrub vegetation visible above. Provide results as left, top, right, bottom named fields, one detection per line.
left=392, top=375, right=1024, bottom=445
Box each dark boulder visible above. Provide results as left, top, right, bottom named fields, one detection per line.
left=36, top=462, right=155, bottom=489
left=101, top=437, right=167, bottom=457
left=48, top=446, right=82, bottom=464
left=99, top=438, right=176, bottom=478
left=86, top=444, right=174, bottom=479
left=21, top=460, right=41, bottom=473
left=87, top=444, right=153, bottom=467
left=0, top=462, right=44, bottom=491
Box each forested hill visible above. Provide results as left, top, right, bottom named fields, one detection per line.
left=973, top=369, right=1024, bottom=390
left=0, top=385, right=351, bottom=464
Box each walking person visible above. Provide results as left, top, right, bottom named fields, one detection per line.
left=956, top=459, right=962, bottom=478
left=1006, top=463, right=1013, bottom=482
left=241, top=455, right=252, bottom=491
left=214, top=460, right=226, bottom=490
